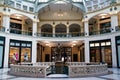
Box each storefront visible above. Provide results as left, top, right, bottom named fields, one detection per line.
left=90, top=39, right=112, bottom=67
left=9, top=40, right=32, bottom=65
left=116, top=36, right=120, bottom=68
left=0, top=36, right=5, bottom=68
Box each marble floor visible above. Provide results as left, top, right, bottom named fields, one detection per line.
left=0, top=68, right=120, bottom=80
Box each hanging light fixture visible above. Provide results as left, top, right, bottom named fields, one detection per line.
left=57, top=9, right=64, bottom=16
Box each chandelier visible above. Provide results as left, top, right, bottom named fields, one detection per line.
left=57, top=9, right=64, bottom=16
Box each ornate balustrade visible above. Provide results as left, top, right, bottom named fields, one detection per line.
left=9, top=64, right=46, bottom=78
left=69, top=63, right=108, bottom=77
left=9, top=62, right=109, bottom=78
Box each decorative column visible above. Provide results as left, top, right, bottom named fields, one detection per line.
left=111, top=37, right=117, bottom=67
left=67, top=25, right=69, bottom=37
left=52, top=25, right=55, bottom=37
left=111, top=13, right=118, bottom=32
left=32, top=20, right=37, bottom=37
left=84, top=20, right=89, bottom=36
left=32, top=40, right=37, bottom=63
left=4, top=37, right=10, bottom=68
left=2, top=14, right=10, bottom=33
left=85, top=39, right=90, bottom=63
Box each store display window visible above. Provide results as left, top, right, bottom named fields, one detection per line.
left=9, top=40, right=32, bottom=65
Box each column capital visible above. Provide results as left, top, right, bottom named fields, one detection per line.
left=82, top=19, right=89, bottom=23
left=32, top=19, right=39, bottom=23
left=109, top=11, right=118, bottom=16
left=3, top=13, right=10, bottom=17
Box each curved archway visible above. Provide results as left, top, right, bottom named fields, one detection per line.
left=10, top=14, right=33, bottom=35
left=41, top=24, right=52, bottom=37
left=69, top=24, right=81, bottom=37
left=55, top=24, right=67, bottom=37
left=88, top=13, right=111, bottom=35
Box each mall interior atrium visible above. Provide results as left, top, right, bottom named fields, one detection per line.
left=0, top=0, right=120, bottom=79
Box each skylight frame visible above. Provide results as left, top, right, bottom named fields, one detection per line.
left=38, top=0, right=49, bottom=3
left=72, top=0, right=83, bottom=2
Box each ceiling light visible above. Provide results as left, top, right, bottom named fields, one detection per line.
left=98, top=14, right=107, bottom=16
left=46, top=43, right=49, bottom=46
left=72, top=44, right=76, bottom=46
left=57, top=9, right=64, bottom=17
left=73, top=41, right=77, bottom=43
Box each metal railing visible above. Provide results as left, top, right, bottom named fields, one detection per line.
left=37, top=32, right=85, bottom=37
left=1, top=26, right=120, bottom=37
left=0, top=27, right=5, bottom=32
left=89, top=28, right=111, bottom=35
left=10, top=28, right=32, bottom=36
left=115, top=26, right=120, bottom=31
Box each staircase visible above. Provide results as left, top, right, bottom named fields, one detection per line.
left=47, top=74, right=68, bottom=78
left=46, top=62, right=69, bottom=78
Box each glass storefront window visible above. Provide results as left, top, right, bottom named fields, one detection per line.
left=0, top=41, right=3, bottom=44
left=101, top=42, right=105, bottom=46
left=0, top=46, right=3, bottom=67
left=95, top=43, right=99, bottom=47
left=90, top=43, right=94, bottom=47
left=117, top=40, right=120, bottom=44
left=9, top=47, right=19, bottom=64
left=106, top=42, right=111, bottom=45
left=21, top=48, right=31, bottom=62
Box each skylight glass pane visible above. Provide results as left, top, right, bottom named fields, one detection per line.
left=72, top=0, right=83, bottom=2
left=27, top=0, right=36, bottom=2
left=38, top=0, right=49, bottom=2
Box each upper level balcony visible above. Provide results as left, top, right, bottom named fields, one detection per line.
left=0, top=25, right=120, bottom=38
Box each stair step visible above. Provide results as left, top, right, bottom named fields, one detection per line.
left=47, top=74, right=68, bottom=78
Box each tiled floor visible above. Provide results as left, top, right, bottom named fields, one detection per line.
left=0, top=68, right=120, bottom=80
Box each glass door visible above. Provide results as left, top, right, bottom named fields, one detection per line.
left=0, top=46, right=4, bottom=68
left=101, top=47, right=112, bottom=67
left=90, top=47, right=101, bottom=62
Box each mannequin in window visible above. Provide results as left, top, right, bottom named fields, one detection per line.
left=15, top=52, right=19, bottom=63
left=12, top=53, right=17, bottom=64
left=24, top=52, right=28, bottom=62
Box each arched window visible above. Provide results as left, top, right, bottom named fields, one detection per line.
left=41, top=24, right=52, bottom=37
left=55, top=24, right=67, bottom=37
left=69, top=24, right=81, bottom=37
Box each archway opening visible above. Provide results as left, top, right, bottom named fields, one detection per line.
left=41, top=24, right=52, bottom=37
left=10, top=14, right=33, bottom=36
left=55, top=24, right=67, bottom=37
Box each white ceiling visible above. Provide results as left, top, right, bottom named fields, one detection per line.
left=38, top=40, right=84, bottom=47
left=38, top=3, right=84, bottom=20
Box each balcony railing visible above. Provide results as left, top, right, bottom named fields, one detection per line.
left=37, top=32, right=85, bottom=37
left=115, top=26, right=120, bottom=31
left=89, top=28, right=111, bottom=35
left=1, top=27, right=120, bottom=37
left=10, top=28, right=32, bottom=36
left=0, top=27, right=5, bottom=32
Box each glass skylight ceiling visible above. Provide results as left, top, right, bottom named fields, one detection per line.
left=72, top=0, right=83, bottom=2
left=38, top=0, right=49, bottom=2
left=26, top=0, right=36, bottom=2
left=26, top=0, right=83, bottom=3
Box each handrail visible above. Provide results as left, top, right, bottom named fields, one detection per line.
left=0, top=26, right=5, bottom=32
left=89, top=28, right=111, bottom=35
left=0, top=26, right=120, bottom=37
left=9, top=28, right=32, bottom=36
